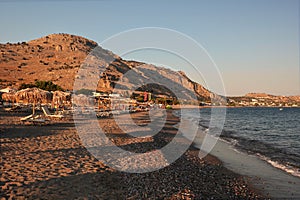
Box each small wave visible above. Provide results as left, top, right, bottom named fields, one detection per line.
left=204, top=130, right=300, bottom=178
left=256, top=153, right=300, bottom=178
left=217, top=137, right=238, bottom=146
left=221, top=135, right=300, bottom=178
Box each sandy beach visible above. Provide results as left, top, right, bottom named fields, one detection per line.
left=0, top=108, right=265, bottom=199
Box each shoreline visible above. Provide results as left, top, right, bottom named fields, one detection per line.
left=192, top=135, right=300, bottom=199
left=0, top=108, right=265, bottom=199
left=172, top=105, right=300, bottom=109
left=174, top=107, right=300, bottom=199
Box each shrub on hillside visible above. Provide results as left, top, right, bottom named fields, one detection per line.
left=74, top=88, right=94, bottom=96
left=18, top=80, right=64, bottom=91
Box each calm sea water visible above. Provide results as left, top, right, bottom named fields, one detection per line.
left=179, top=107, right=300, bottom=177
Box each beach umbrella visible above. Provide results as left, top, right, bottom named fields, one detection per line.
left=52, top=91, right=71, bottom=108
left=15, top=87, right=53, bottom=114
left=15, top=87, right=53, bottom=104
left=1, top=92, right=16, bottom=103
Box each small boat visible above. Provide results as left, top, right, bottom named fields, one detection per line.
left=279, top=108, right=283, bottom=111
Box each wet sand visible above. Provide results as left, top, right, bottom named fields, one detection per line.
left=0, top=108, right=265, bottom=199
left=197, top=135, right=300, bottom=199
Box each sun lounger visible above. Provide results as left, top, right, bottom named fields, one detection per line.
left=28, top=118, right=47, bottom=125
left=20, top=114, right=48, bottom=125
left=20, top=114, right=34, bottom=121
left=41, top=106, right=64, bottom=119
left=4, top=106, right=21, bottom=112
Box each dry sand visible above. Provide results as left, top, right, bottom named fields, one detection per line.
left=0, top=108, right=265, bottom=199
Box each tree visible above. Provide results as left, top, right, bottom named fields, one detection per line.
left=75, top=88, right=94, bottom=96
left=18, top=80, right=64, bottom=91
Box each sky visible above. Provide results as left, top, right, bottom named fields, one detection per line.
left=0, top=0, right=299, bottom=96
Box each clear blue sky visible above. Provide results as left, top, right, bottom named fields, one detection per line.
left=0, top=0, right=299, bottom=96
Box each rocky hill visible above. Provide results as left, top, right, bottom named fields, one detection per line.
left=0, top=33, right=212, bottom=101
left=1, top=33, right=100, bottom=90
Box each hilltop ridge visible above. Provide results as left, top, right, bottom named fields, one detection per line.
left=0, top=33, right=212, bottom=101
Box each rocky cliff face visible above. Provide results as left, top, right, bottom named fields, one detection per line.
left=0, top=33, right=212, bottom=100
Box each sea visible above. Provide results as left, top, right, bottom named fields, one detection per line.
left=176, top=107, right=300, bottom=178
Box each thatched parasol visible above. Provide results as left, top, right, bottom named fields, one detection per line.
left=15, top=87, right=53, bottom=104
left=15, top=87, right=53, bottom=114
left=52, top=91, right=71, bottom=108
left=1, top=92, right=16, bottom=103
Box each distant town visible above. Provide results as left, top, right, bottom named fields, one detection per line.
left=226, top=93, right=300, bottom=107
